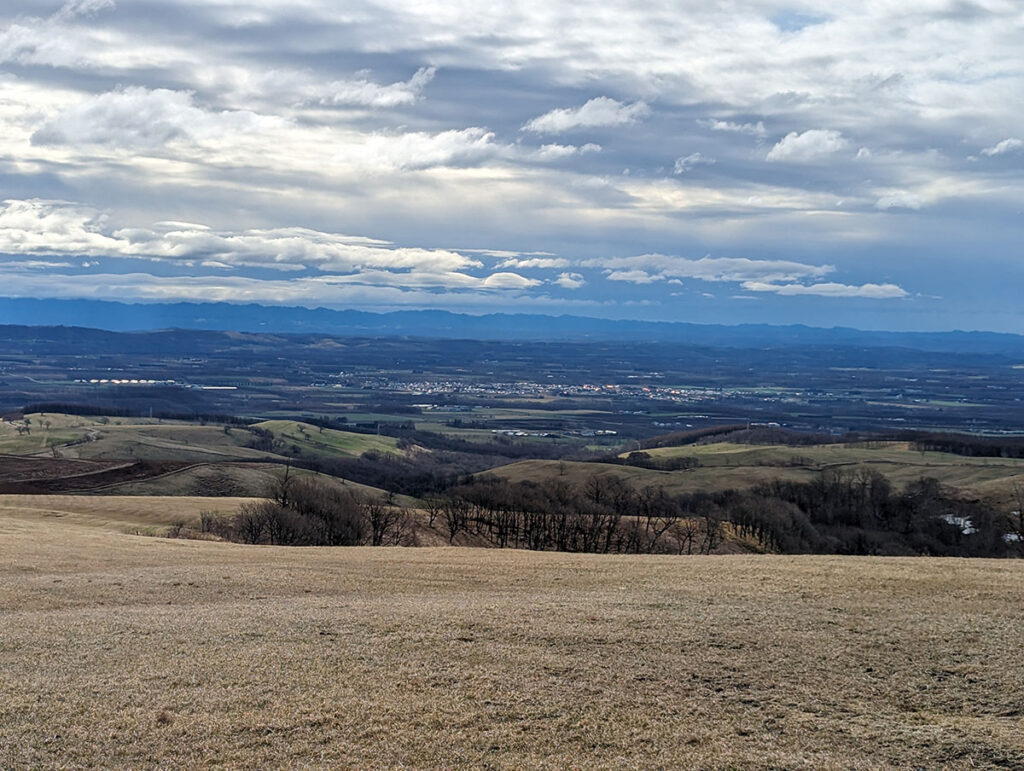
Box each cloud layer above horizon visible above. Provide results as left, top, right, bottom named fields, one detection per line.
left=0, top=1, right=1022, bottom=331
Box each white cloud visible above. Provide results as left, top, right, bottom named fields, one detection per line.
left=0, top=269, right=582, bottom=311
left=553, top=272, right=585, bottom=289
left=605, top=269, right=660, bottom=284
left=480, top=272, right=541, bottom=289
left=741, top=281, right=908, bottom=298
left=0, top=198, right=561, bottom=301
left=24, top=85, right=519, bottom=176
left=673, top=152, right=716, bottom=174
left=766, top=129, right=847, bottom=162
left=214, top=66, right=437, bottom=110
left=499, top=257, right=571, bottom=269
left=0, top=198, right=480, bottom=274
left=697, top=119, right=766, bottom=138
left=529, top=142, right=602, bottom=162
left=522, top=97, right=650, bottom=134
left=0, top=1, right=142, bottom=70
left=318, top=67, right=436, bottom=107
left=584, top=254, right=833, bottom=284
left=369, top=127, right=501, bottom=170
left=0, top=259, right=74, bottom=269
left=981, top=138, right=1023, bottom=157
left=31, top=87, right=281, bottom=150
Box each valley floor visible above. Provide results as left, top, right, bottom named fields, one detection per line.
left=1, top=508, right=1022, bottom=769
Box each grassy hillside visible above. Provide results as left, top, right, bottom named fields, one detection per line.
left=0, top=413, right=429, bottom=505
left=253, top=419, right=402, bottom=457
left=635, top=440, right=1024, bottom=504
left=0, top=413, right=404, bottom=464
left=88, top=462, right=286, bottom=497
left=1, top=511, right=1021, bottom=768
left=0, top=413, right=276, bottom=462
left=491, top=458, right=815, bottom=496
left=485, top=441, right=1024, bottom=506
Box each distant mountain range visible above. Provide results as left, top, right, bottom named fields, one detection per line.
left=2, top=297, right=1023, bottom=357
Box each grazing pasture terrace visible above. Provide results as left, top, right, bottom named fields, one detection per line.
left=1, top=509, right=1022, bottom=769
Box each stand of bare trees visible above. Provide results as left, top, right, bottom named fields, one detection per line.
left=429, top=475, right=725, bottom=555
left=201, top=471, right=410, bottom=546
left=430, top=468, right=1016, bottom=557
left=194, top=465, right=1018, bottom=557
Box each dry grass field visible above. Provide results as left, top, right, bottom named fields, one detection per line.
left=0, top=494, right=250, bottom=533
left=2, top=502, right=1023, bottom=769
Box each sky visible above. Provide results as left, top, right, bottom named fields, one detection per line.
left=0, top=0, right=1022, bottom=332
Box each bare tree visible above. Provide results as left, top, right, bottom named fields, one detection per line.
left=424, top=497, right=443, bottom=529
left=363, top=496, right=404, bottom=546
left=234, top=501, right=268, bottom=544
left=700, top=512, right=724, bottom=555
left=443, top=495, right=471, bottom=544
left=671, top=518, right=700, bottom=555
left=267, top=465, right=295, bottom=508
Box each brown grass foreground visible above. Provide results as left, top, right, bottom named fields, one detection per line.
left=1, top=513, right=1023, bottom=769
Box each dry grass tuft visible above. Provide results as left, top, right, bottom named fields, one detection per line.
left=154, top=711, right=174, bottom=727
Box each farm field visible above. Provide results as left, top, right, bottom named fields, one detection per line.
left=1, top=507, right=1022, bottom=769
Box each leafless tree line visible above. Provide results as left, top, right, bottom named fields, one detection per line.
left=426, top=475, right=724, bottom=555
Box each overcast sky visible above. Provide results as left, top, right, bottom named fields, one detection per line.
left=0, top=0, right=1022, bottom=331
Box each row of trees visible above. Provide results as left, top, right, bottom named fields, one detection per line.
left=203, top=464, right=1021, bottom=556
left=425, top=468, right=1019, bottom=557
left=428, top=475, right=724, bottom=555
